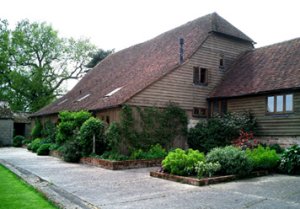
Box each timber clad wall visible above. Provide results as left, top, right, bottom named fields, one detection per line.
left=127, top=34, right=253, bottom=118
left=96, top=108, right=121, bottom=124
left=227, top=91, right=300, bottom=136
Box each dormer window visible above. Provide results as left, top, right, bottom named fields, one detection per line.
left=193, top=67, right=208, bottom=85
left=105, top=87, right=123, bottom=97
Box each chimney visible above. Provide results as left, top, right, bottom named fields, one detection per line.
left=179, top=38, right=184, bottom=64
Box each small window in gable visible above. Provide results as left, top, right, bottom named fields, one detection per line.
left=193, top=107, right=207, bottom=118
left=219, top=55, right=225, bottom=69
left=193, top=67, right=208, bottom=85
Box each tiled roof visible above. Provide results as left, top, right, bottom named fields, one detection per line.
left=32, top=13, right=253, bottom=116
left=211, top=38, right=300, bottom=98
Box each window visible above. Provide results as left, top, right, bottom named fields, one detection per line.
left=193, top=107, right=207, bottom=117
left=106, top=116, right=110, bottom=124
left=193, top=67, right=208, bottom=85
left=209, top=99, right=227, bottom=116
left=77, top=94, right=90, bottom=102
left=219, top=55, right=225, bottom=69
left=267, top=94, right=293, bottom=114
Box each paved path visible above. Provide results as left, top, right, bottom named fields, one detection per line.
left=0, top=148, right=300, bottom=209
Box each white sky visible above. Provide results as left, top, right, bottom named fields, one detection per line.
left=1, top=0, right=300, bottom=51
left=1, top=0, right=300, bottom=90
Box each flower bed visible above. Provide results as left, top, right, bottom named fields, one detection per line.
left=80, top=157, right=162, bottom=170
left=150, top=170, right=269, bottom=186
left=49, top=150, right=162, bottom=170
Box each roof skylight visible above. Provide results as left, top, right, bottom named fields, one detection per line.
left=58, top=99, right=68, bottom=105
left=105, top=87, right=123, bottom=97
left=77, top=94, right=90, bottom=102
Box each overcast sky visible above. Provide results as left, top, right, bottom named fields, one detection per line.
left=1, top=0, right=300, bottom=51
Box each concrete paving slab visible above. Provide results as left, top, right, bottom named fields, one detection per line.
left=0, top=147, right=299, bottom=209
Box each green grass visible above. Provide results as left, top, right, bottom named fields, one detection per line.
left=0, top=164, right=58, bottom=209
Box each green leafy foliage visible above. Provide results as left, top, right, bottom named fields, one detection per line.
left=37, top=144, right=51, bottom=156
left=195, top=161, right=221, bottom=178
left=86, top=48, right=114, bottom=68
left=206, top=146, right=253, bottom=176
left=79, top=117, right=105, bottom=156
left=61, top=140, right=82, bottom=163
left=41, top=120, right=56, bottom=143
left=188, top=112, right=256, bottom=153
left=99, top=151, right=129, bottom=161
left=31, top=138, right=43, bottom=153
left=56, top=111, right=91, bottom=144
left=0, top=19, right=97, bottom=112
left=246, top=145, right=280, bottom=170
left=279, top=145, right=300, bottom=174
left=129, top=144, right=167, bottom=160
left=105, top=104, right=188, bottom=155
left=13, top=135, right=25, bottom=147
left=162, top=148, right=205, bottom=176
left=31, top=120, right=43, bottom=139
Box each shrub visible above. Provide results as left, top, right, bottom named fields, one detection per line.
left=61, top=140, right=82, bottom=162
left=13, top=135, right=25, bottom=147
left=31, top=119, right=43, bottom=139
left=79, top=117, right=105, bottom=156
left=232, top=130, right=258, bottom=150
left=188, top=112, right=256, bottom=153
left=279, top=145, right=300, bottom=174
left=49, top=143, right=60, bottom=151
left=246, top=145, right=280, bottom=170
left=105, top=122, right=122, bottom=153
left=269, top=144, right=285, bottom=154
left=56, top=111, right=91, bottom=144
left=41, top=120, right=56, bottom=143
left=195, top=161, right=221, bottom=178
left=162, top=148, right=205, bottom=176
left=27, top=143, right=32, bottom=151
left=22, top=138, right=31, bottom=145
left=31, top=138, right=43, bottom=153
left=37, top=144, right=51, bottom=155
left=130, top=144, right=167, bottom=160
left=100, top=151, right=129, bottom=161
left=206, top=146, right=253, bottom=176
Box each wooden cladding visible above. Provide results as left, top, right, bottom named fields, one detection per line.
left=193, top=67, right=208, bottom=85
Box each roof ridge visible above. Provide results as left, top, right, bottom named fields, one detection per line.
left=255, top=37, right=300, bottom=50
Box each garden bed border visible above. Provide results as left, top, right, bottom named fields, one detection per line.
left=150, top=170, right=269, bottom=186
left=49, top=150, right=162, bottom=170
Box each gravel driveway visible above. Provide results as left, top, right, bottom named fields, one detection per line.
left=0, top=147, right=299, bottom=209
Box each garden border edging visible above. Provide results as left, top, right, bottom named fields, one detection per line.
left=150, top=170, right=269, bottom=186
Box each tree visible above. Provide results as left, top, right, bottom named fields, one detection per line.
left=86, top=48, right=114, bottom=68
left=0, top=19, right=100, bottom=112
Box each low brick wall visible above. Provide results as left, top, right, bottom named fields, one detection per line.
left=150, top=170, right=269, bottom=186
left=80, top=157, right=162, bottom=170
left=49, top=150, right=63, bottom=159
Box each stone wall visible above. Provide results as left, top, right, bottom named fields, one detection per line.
left=0, top=119, right=14, bottom=146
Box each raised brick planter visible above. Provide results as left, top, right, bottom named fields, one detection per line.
left=80, top=157, right=162, bottom=170
left=49, top=150, right=63, bottom=159
left=150, top=170, right=269, bottom=186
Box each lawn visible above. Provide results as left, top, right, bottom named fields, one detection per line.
left=0, top=164, right=58, bottom=209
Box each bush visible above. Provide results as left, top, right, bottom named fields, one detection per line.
left=162, top=148, right=205, bottom=176
left=61, top=140, right=82, bottom=162
left=41, top=120, right=56, bottom=143
left=246, top=145, right=280, bottom=170
left=31, top=119, right=43, bottom=139
left=130, top=144, right=167, bottom=160
left=79, top=117, right=105, bottom=156
left=279, top=145, right=300, bottom=174
left=22, top=138, right=31, bottom=145
left=31, top=138, right=43, bottom=153
left=49, top=143, right=60, bottom=151
left=27, top=143, right=32, bottom=151
left=13, top=135, right=25, bottom=147
left=206, top=146, right=253, bottom=176
left=195, top=161, right=221, bottom=178
left=105, top=122, right=122, bottom=153
left=56, top=111, right=91, bottom=144
left=188, top=112, right=256, bottom=153
left=269, top=144, right=285, bottom=154
left=37, top=144, right=51, bottom=155
left=100, top=151, right=129, bottom=161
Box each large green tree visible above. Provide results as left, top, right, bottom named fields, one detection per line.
left=0, top=19, right=111, bottom=112
left=86, top=48, right=114, bottom=68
